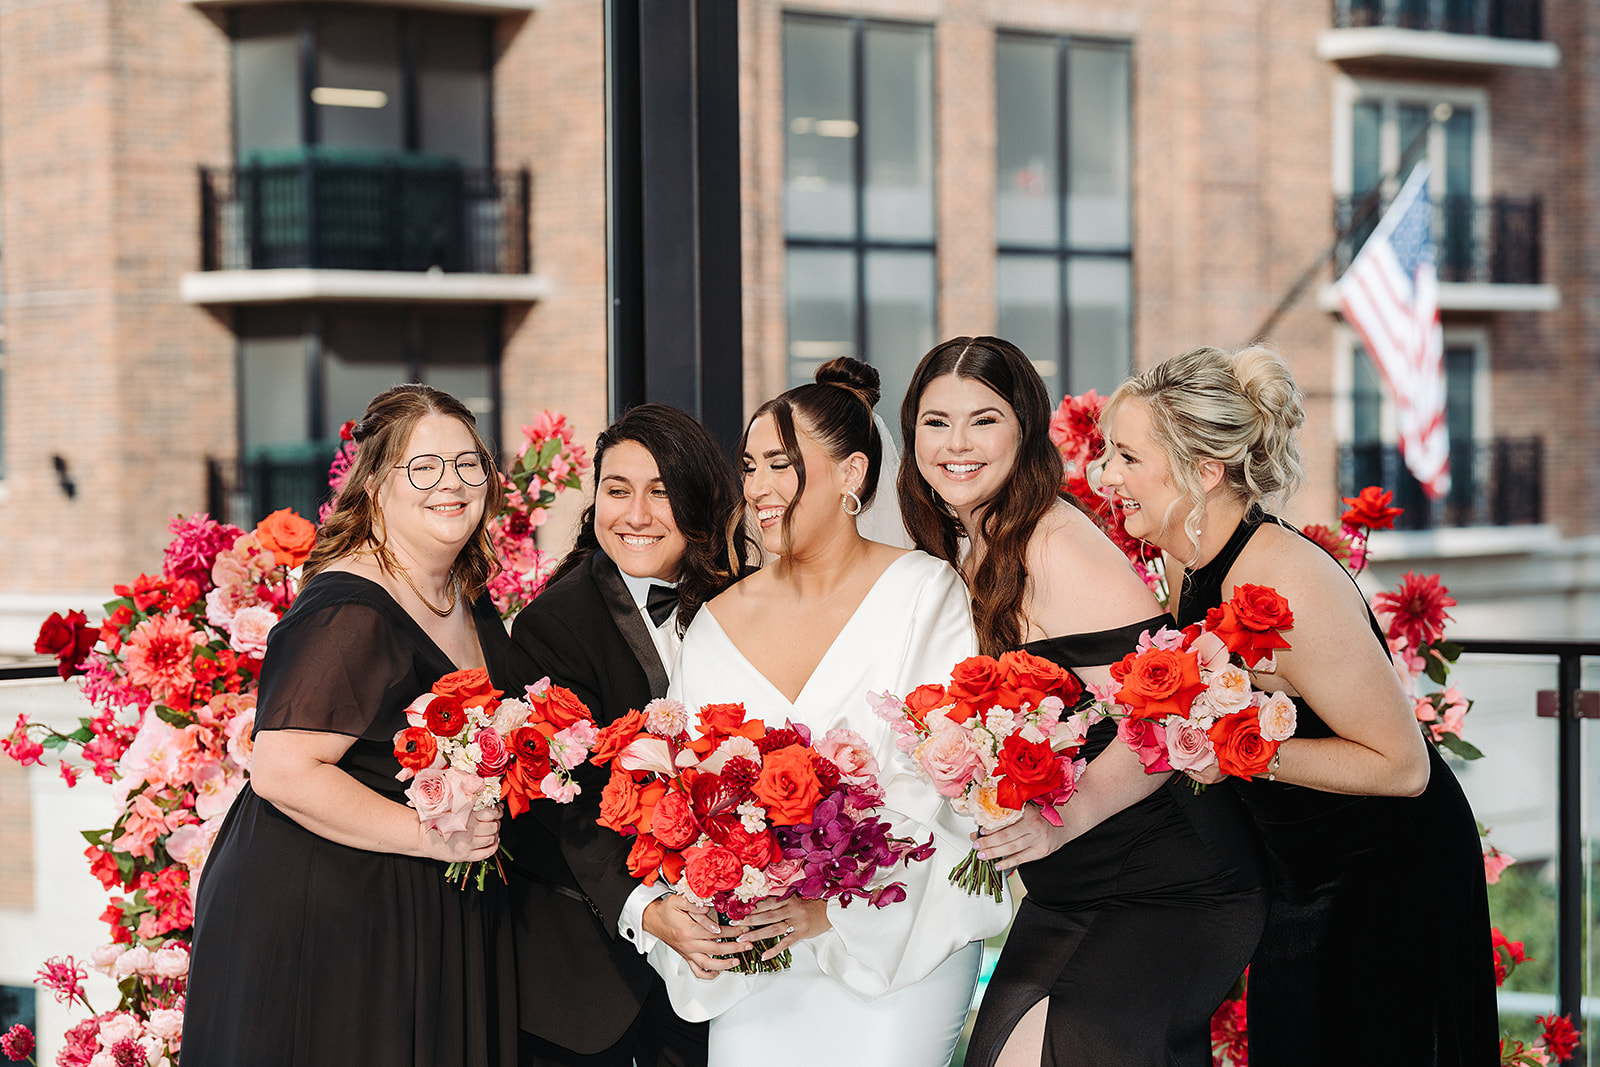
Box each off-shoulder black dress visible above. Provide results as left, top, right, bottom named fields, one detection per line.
left=183, top=572, right=518, bottom=1067
left=1174, top=511, right=1498, bottom=1066
left=966, top=615, right=1270, bottom=1067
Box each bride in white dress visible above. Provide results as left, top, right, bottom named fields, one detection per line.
left=649, top=358, right=1012, bottom=1066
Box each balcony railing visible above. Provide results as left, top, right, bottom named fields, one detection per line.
left=207, top=447, right=339, bottom=529
left=1332, top=0, right=1543, bottom=39
left=1338, top=436, right=1542, bottom=530
left=200, top=150, right=530, bottom=274
left=1335, top=194, right=1542, bottom=285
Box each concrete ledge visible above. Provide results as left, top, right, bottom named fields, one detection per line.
left=182, top=0, right=540, bottom=13
left=1320, top=282, right=1561, bottom=313
left=1317, top=28, right=1560, bottom=69
left=180, top=268, right=552, bottom=306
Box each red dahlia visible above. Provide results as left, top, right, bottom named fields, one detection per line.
left=1372, top=571, right=1456, bottom=651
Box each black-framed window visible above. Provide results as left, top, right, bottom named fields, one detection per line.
left=995, top=33, right=1132, bottom=398
left=231, top=5, right=493, bottom=167
left=783, top=14, right=935, bottom=424
left=235, top=304, right=501, bottom=522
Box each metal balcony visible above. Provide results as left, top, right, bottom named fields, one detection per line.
left=1334, top=194, right=1542, bottom=286
left=1332, top=0, right=1542, bottom=39
left=199, top=151, right=530, bottom=274
left=1337, top=437, right=1542, bottom=531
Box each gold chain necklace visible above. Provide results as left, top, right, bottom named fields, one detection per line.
left=395, top=566, right=458, bottom=618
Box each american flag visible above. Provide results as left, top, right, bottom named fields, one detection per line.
left=1335, top=163, right=1450, bottom=499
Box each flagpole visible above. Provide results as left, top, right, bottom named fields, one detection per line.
left=1248, top=104, right=1451, bottom=344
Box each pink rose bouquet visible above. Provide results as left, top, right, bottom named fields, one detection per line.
left=394, top=669, right=598, bottom=890
left=590, top=699, right=932, bottom=973
left=872, top=651, right=1094, bottom=901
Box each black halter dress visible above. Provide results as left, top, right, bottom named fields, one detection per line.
left=1174, top=510, right=1499, bottom=1066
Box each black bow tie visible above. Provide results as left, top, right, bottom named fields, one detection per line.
left=645, top=583, right=678, bottom=627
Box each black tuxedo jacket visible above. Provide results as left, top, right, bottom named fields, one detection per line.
left=503, top=550, right=683, bottom=1054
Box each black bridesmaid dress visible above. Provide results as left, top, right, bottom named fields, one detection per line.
left=967, top=615, right=1270, bottom=1067
left=1175, top=510, right=1499, bottom=1066
left=183, top=572, right=518, bottom=1067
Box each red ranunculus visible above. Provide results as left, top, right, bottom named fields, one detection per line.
left=395, top=726, right=439, bottom=772
left=1207, top=709, right=1276, bottom=778
left=1340, top=485, right=1405, bottom=531
left=709, top=819, right=778, bottom=868
left=1111, top=646, right=1206, bottom=720
left=424, top=695, right=468, bottom=738
left=995, top=731, right=1064, bottom=810
left=651, top=789, right=700, bottom=850
left=751, top=745, right=823, bottom=826
left=683, top=842, right=743, bottom=898
left=946, top=655, right=1004, bottom=722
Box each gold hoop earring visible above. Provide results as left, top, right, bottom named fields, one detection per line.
left=842, top=489, right=863, bottom=516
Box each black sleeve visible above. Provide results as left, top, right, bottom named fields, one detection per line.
left=254, top=602, right=414, bottom=738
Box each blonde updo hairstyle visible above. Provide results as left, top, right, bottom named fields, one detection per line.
left=1102, top=344, right=1305, bottom=564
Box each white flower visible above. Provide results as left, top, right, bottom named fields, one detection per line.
left=643, top=697, right=688, bottom=736
left=1205, top=664, right=1254, bottom=715
left=1257, top=692, right=1297, bottom=742
left=732, top=865, right=770, bottom=901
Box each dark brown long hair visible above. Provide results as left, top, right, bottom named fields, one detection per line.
left=897, top=337, right=1063, bottom=655
left=730, top=357, right=882, bottom=561
left=303, top=384, right=504, bottom=599
left=547, top=404, right=753, bottom=633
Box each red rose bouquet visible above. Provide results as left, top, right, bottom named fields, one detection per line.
left=590, top=698, right=933, bottom=973
left=871, top=650, right=1094, bottom=901
left=1099, top=584, right=1297, bottom=784
left=395, top=669, right=598, bottom=889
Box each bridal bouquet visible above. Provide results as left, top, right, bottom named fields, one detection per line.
left=590, top=698, right=933, bottom=973
left=871, top=651, right=1095, bottom=902
left=1103, top=584, right=1296, bottom=782
left=394, top=669, right=598, bottom=889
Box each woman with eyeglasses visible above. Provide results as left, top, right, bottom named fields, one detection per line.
left=185, top=384, right=518, bottom=1067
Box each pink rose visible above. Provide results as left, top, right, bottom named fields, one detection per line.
left=406, top=768, right=475, bottom=836
left=1256, top=692, right=1298, bottom=743
left=763, top=858, right=806, bottom=891
left=151, top=943, right=189, bottom=980
left=227, top=604, right=278, bottom=656
left=147, top=1007, right=185, bottom=1043
left=1117, top=717, right=1172, bottom=774
left=224, top=706, right=256, bottom=769
left=814, top=727, right=879, bottom=783
left=1164, top=719, right=1218, bottom=775
left=473, top=728, right=513, bottom=777
left=915, top=727, right=987, bottom=798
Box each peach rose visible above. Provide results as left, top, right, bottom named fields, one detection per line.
left=1256, top=692, right=1298, bottom=743
left=254, top=508, right=317, bottom=568
left=915, top=727, right=987, bottom=798
left=814, top=727, right=879, bottom=783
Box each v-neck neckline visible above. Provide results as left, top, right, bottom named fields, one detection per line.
left=315, top=570, right=487, bottom=673
left=699, top=551, right=917, bottom=707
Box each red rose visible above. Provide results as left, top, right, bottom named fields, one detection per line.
left=254, top=508, right=318, bottom=568
left=683, top=842, right=743, bottom=898
left=1229, top=584, right=1294, bottom=635
left=995, top=732, right=1064, bottom=810
left=627, top=833, right=666, bottom=884
left=946, top=655, right=1004, bottom=722
left=434, top=668, right=502, bottom=712
left=532, top=684, right=593, bottom=730
left=751, top=745, right=823, bottom=826
left=424, top=695, right=468, bottom=738
left=1207, top=709, right=1276, bottom=778
left=1206, top=588, right=1294, bottom=670
left=589, top=708, right=647, bottom=765
left=394, top=726, right=439, bottom=772
left=35, top=610, right=98, bottom=679
left=651, top=789, right=700, bottom=850
left=1110, top=646, right=1206, bottom=720
left=997, top=649, right=1084, bottom=710
left=1340, top=486, right=1404, bottom=531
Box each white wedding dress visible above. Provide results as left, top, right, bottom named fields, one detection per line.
left=654, top=551, right=1012, bottom=1066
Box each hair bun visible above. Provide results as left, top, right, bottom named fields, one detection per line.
left=815, top=356, right=881, bottom=409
